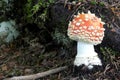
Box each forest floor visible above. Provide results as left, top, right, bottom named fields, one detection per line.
left=0, top=0, right=120, bottom=80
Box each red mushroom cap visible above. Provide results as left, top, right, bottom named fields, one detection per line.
left=67, top=11, right=105, bottom=45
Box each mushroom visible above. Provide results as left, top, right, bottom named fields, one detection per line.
left=67, top=11, right=105, bottom=69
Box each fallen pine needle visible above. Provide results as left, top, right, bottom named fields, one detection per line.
left=4, top=66, right=68, bottom=80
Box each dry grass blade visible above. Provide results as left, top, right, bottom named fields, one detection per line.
left=103, top=64, right=110, bottom=75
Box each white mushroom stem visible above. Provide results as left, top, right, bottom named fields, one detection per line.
left=74, top=41, right=102, bottom=69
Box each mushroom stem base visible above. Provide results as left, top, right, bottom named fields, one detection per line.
left=74, top=41, right=102, bottom=69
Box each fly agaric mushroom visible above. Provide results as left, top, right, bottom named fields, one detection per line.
left=67, top=11, right=105, bottom=69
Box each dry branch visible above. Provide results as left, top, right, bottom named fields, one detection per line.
left=4, top=66, right=68, bottom=80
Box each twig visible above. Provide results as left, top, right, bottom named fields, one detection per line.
left=3, top=66, right=68, bottom=80
left=67, top=2, right=82, bottom=21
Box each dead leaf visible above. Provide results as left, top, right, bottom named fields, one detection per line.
left=1, top=64, right=8, bottom=71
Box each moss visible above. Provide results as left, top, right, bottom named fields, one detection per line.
left=0, top=0, right=13, bottom=21
left=23, top=0, right=55, bottom=24
left=100, top=47, right=120, bottom=64
left=101, top=47, right=119, bottom=56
